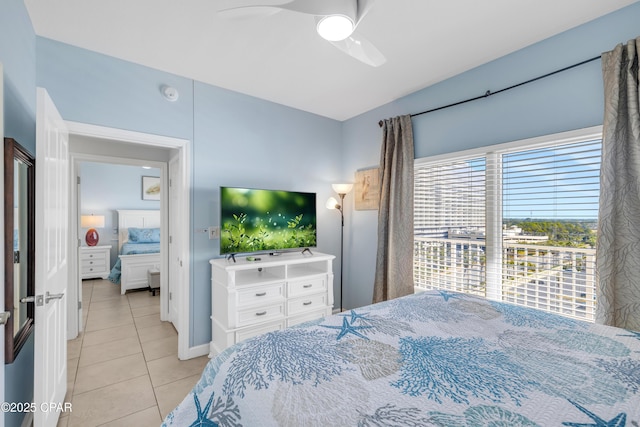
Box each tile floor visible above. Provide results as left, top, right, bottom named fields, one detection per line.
left=57, top=279, right=209, bottom=427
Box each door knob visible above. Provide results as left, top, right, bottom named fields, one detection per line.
left=0, top=311, right=10, bottom=325
left=45, top=292, right=64, bottom=304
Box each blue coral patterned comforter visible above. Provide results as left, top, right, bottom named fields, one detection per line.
left=163, top=290, right=640, bottom=426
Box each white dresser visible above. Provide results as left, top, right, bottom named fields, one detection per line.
left=210, top=251, right=335, bottom=356
left=80, top=245, right=112, bottom=279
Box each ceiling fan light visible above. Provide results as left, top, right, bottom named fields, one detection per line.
left=317, top=15, right=354, bottom=42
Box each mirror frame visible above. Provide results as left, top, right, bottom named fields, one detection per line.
left=4, top=137, right=35, bottom=364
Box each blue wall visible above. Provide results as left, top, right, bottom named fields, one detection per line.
left=0, top=0, right=37, bottom=425
left=36, top=38, right=194, bottom=140
left=36, top=40, right=343, bottom=347
left=191, top=82, right=342, bottom=345
left=80, top=162, right=161, bottom=267
left=341, top=2, right=640, bottom=310
left=0, top=0, right=36, bottom=151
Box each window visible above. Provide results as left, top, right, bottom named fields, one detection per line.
left=414, top=157, right=487, bottom=296
left=414, top=127, right=601, bottom=321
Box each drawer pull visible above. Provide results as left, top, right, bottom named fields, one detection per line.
left=89, top=261, right=94, bottom=264
left=89, top=254, right=94, bottom=258
left=255, top=311, right=267, bottom=316
left=255, top=292, right=267, bottom=297
left=303, top=284, right=313, bottom=288
left=303, top=301, right=312, bottom=306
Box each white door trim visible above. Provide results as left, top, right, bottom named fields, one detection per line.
left=66, top=121, right=192, bottom=360
left=168, top=153, right=181, bottom=330
left=66, top=121, right=187, bottom=149
left=0, top=62, right=6, bottom=412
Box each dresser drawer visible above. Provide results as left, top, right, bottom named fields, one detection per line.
left=288, top=293, right=327, bottom=316
left=288, top=277, right=326, bottom=297
left=237, top=303, right=284, bottom=327
left=237, top=284, right=284, bottom=307
left=81, top=251, right=105, bottom=261
left=82, top=258, right=106, bottom=268
left=81, top=264, right=105, bottom=275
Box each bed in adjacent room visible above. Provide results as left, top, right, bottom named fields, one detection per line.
left=107, top=209, right=161, bottom=294
left=162, top=289, right=640, bottom=426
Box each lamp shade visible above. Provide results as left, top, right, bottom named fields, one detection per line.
left=81, top=215, right=105, bottom=229
left=326, top=197, right=339, bottom=210
left=332, top=183, right=353, bottom=195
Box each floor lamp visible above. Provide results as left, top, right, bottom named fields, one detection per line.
left=326, top=183, right=353, bottom=312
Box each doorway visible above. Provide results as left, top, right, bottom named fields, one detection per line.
left=66, top=122, right=191, bottom=360
left=77, top=160, right=164, bottom=323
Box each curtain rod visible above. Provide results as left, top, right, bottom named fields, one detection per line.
left=378, top=55, right=601, bottom=127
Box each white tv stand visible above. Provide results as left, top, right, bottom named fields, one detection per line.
left=210, top=251, right=335, bottom=356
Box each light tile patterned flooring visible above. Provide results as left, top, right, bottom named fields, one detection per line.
left=57, top=279, right=208, bottom=427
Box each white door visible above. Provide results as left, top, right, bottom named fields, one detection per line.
left=34, top=87, right=69, bottom=427
left=168, top=153, right=180, bottom=329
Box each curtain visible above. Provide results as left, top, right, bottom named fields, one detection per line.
left=373, top=115, right=415, bottom=303
left=596, top=37, right=640, bottom=330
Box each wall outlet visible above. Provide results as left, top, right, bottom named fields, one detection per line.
left=208, top=226, right=220, bottom=240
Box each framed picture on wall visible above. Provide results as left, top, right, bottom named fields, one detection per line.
left=142, top=176, right=161, bottom=201
left=355, top=167, right=380, bottom=210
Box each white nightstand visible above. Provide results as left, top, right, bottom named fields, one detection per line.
left=80, top=245, right=112, bottom=279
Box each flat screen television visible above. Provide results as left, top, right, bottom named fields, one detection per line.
left=220, top=187, right=317, bottom=255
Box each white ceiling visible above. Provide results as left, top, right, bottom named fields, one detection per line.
left=24, top=0, right=638, bottom=121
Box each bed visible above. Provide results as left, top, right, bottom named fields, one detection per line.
left=107, top=209, right=161, bottom=295
left=162, top=289, right=640, bottom=426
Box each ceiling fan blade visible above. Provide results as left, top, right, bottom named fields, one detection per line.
left=329, top=32, right=386, bottom=67
left=354, top=0, right=375, bottom=27
left=219, top=0, right=356, bottom=18
left=217, top=5, right=282, bottom=20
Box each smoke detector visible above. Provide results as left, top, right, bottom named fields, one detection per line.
left=161, top=85, right=179, bottom=102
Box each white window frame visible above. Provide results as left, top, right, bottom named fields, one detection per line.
left=414, top=125, right=602, bottom=316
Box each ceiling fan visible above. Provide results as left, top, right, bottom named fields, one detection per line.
left=218, top=0, right=387, bottom=67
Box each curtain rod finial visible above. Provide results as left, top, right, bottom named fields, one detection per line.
left=378, top=120, right=383, bottom=128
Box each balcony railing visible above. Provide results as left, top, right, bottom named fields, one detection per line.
left=414, top=237, right=596, bottom=321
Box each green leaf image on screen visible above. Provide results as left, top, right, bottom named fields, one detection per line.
left=220, top=187, right=317, bottom=254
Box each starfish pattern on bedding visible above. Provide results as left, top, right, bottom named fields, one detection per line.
left=562, top=400, right=626, bottom=427
left=321, top=315, right=372, bottom=340
left=339, top=309, right=371, bottom=324
left=435, top=290, right=460, bottom=302
left=189, top=392, right=218, bottom=427
left=619, top=330, right=640, bottom=341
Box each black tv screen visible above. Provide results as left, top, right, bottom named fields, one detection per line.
left=220, top=187, right=317, bottom=255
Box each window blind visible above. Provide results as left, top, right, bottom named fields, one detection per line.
left=414, top=157, right=487, bottom=295
left=413, top=130, right=601, bottom=321
left=501, top=139, right=600, bottom=320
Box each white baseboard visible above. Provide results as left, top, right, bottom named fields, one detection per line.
left=183, top=343, right=210, bottom=360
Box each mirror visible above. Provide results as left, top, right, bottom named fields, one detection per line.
left=4, top=137, right=35, bottom=364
